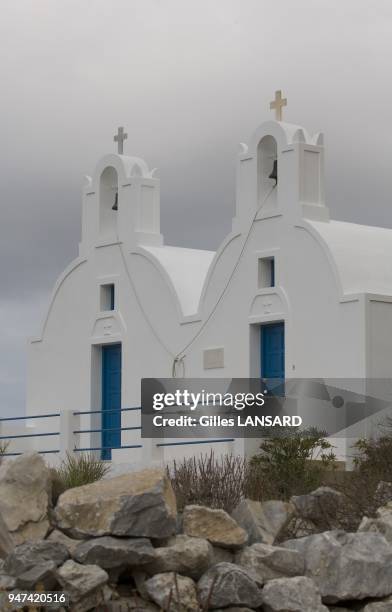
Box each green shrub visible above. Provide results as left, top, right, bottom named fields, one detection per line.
left=0, top=441, right=9, bottom=464
left=52, top=452, right=110, bottom=499
left=249, top=427, right=337, bottom=501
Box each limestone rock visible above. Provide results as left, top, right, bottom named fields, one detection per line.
left=16, top=560, right=58, bottom=590
left=290, top=487, right=343, bottom=523
left=358, top=503, right=392, bottom=543
left=47, top=528, right=82, bottom=556
left=210, top=545, right=234, bottom=565
left=0, top=452, right=51, bottom=544
left=283, top=530, right=392, bottom=603
left=0, top=573, right=16, bottom=590
left=0, top=510, right=14, bottom=558
left=144, top=534, right=212, bottom=579
left=74, top=536, right=155, bottom=569
left=231, top=498, right=293, bottom=545
left=183, top=505, right=247, bottom=549
left=361, top=597, right=392, bottom=611
left=4, top=540, right=69, bottom=576
left=54, top=468, right=177, bottom=539
left=56, top=559, right=108, bottom=602
left=261, top=576, right=328, bottom=611
left=235, top=542, right=304, bottom=585
left=197, top=562, right=263, bottom=609
left=144, top=572, right=198, bottom=612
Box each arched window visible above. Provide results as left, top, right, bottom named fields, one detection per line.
left=257, top=135, right=278, bottom=207
left=99, top=166, right=118, bottom=239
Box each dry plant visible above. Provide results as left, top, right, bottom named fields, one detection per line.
left=52, top=451, right=110, bottom=500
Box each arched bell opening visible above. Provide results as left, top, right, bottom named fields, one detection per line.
left=99, top=166, right=119, bottom=240
left=257, top=135, right=278, bottom=208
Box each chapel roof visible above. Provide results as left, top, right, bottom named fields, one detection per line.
left=309, top=219, right=392, bottom=296
left=143, top=245, right=215, bottom=316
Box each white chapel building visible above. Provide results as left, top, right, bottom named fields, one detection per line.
left=25, top=95, right=392, bottom=464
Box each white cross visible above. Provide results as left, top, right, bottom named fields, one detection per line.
left=270, top=90, right=287, bottom=121
left=114, top=126, right=128, bottom=154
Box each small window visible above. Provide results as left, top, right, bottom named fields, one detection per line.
left=100, top=284, right=115, bottom=311
left=258, top=257, right=275, bottom=288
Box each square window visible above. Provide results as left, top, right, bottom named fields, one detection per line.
left=258, top=257, right=275, bottom=288
left=100, top=284, right=115, bottom=311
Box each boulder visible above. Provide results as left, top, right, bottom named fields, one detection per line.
left=235, top=542, right=304, bottom=585
left=16, top=560, right=58, bottom=590
left=47, top=529, right=82, bottom=556
left=290, top=487, right=343, bottom=523
left=54, top=468, right=177, bottom=539
left=0, top=452, right=51, bottom=544
left=231, top=498, right=293, bottom=545
left=210, top=545, right=234, bottom=565
left=197, top=562, right=263, bottom=609
left=4, top=540, right=69, bottom=576
left=361, top=597, right=392, bottom=611
left=56, top=559, right=108, bottom=603
left=261, top=576, right=328, bottom=611
left=283, top=530, right=392, bottom=603
left=0, top=510, right=14, bottom=558
left=144, top=534, right=212, bottom=579
left=0, top=574, right=16, bottom=590
left=74, top=536, right=155, bottom=569
left=358, top=503, right=392, bottom=543
left=144, top=572, right=198, bottom=612
left=183, top=505, right=247, bottom=549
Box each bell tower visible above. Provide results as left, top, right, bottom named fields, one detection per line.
left=79, top=127, right=163, bottom=254
left=233, top=92, right=328, bottom=230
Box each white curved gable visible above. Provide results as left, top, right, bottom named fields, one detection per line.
left=143, top=245, right=215, bottom=316
left=310, top=219, right=392, bottom=296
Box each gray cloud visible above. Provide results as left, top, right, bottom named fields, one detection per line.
left=1, top=0, right=392, bottom=414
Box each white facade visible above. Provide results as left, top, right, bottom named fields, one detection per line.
left=24, top=119, right=392, bottom=465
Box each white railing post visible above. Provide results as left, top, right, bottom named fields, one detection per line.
left=59, top=411, right=78, bottom=459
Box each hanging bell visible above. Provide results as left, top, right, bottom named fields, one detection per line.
left=269, top=159, right=278, bottom=185
left=112, top=191, right=118, bottom=211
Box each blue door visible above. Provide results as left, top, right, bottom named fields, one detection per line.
left=102, top=344, right=121, bottom=460
left=261, top=323, right=285, bottom=394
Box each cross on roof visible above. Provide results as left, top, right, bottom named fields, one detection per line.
left=114, top=126, right=128, bottom=154
left=270, top=90, right=287, bottom=121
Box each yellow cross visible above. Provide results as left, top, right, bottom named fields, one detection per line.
left=270, top=90, right=287, bottom=121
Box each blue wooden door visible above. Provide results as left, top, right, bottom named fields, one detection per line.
left=102, top=343, right=121, bottom=460
left=261, top=323, right=285, bottom=393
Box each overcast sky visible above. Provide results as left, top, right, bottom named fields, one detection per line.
left=1, top=0, right=392, bottom=415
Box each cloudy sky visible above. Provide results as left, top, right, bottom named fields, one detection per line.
left=1, top=0, right=392, bottom=415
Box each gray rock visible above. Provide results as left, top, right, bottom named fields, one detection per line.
left=54, top=468, right=177, bottom=539
left=47, top=528, right=82, bottom=555
left=0, top=510, right=14, bottom=558
left=16, top=560, right=58, bottom=590
left=96, top=598, right=159, bottom=611
left=0, top=452, right=51, bottom=544
left=183, top=505, right=247, bottom=549
left=144, top=572, right=199, bottom=612
left=197, top=562, right=263, bottom=609
left=261, top=576, right=328, bottom=611
left=235, top=542, right=304, bottom=585
left=210, top=545, right=234, bottom=565
left=0, top=573, right=16, bottom=590
left=291, top=487, right=343, bottom=523
left=4, top=540, right=69, bottom=576
left=144, top=534, right=212, bottom=579
left=231, top=498, right=294, bottom=545
left=74, top=536, right=155, bottom=569
left=361, top=596, right=392, bottom=611
left=56, top=559, right=108, bottom=602
left=212, top=609, right=256, bottom=612
left=359, top=503, right=392, bottom=543
left=283, top=530, right=392, bottom=603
